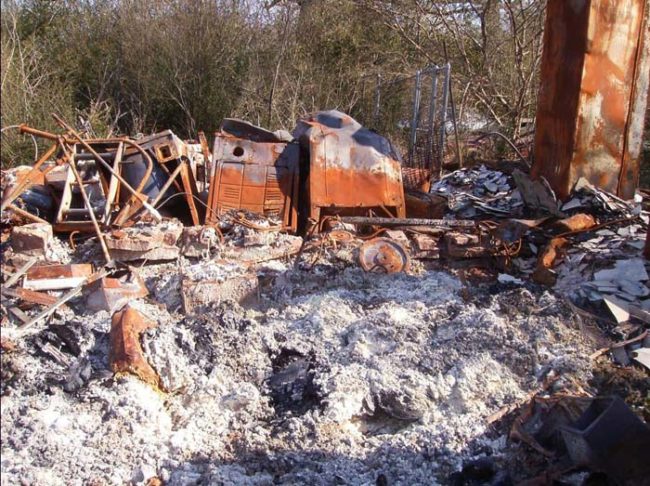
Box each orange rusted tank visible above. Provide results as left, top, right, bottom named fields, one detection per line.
left=533, top=0, right=650, bottom=200
left=294, top=110, right=406, bottom=225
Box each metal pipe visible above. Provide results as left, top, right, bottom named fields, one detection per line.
left=437, top=63, right=451, bottom=178
left=426, top=65, right=439, bottom=175
left=1, top=143, right=59, bottom=212
left=339, top=216, right=475, bottom=228
left=7, top=204, right=49, bottom=224
left=409, top=70, right=422, bottom=164
left=151, top=162, right=184, bottom=207
left=61, top=142, right=112, bottom=264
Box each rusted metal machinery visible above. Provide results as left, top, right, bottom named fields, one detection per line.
left=293, top=110, right=406, bottom=225
left=2, top=118, right=209, bottom=264
left=205, top=119, right=300, bottom=231
left=533, top=0, right=650, bottom=200
left=207, top=111, right=407, bottom=233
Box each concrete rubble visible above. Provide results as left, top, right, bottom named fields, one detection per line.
left=1, top=113, right=649, bottom=485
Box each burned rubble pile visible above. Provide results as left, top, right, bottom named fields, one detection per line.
left=1, top=111, right=649, bottom=485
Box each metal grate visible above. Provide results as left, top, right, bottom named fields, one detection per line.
left=357, top=64, right=451, bottom=188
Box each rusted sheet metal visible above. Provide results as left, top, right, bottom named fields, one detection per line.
left=24, top=263, right=94, bottom=291
left=2, top=287, right=60, bottom=306
left=294, top=111, right=406, bottom=223
left=109, top=305, right=160, bottom=388
left=206, top=128, right=300, bottom=231
left=554, top=213, right=596, bottom=233
left=532, top=237, right=568, bottom=285
left=533, top=0, right=650, bottom=200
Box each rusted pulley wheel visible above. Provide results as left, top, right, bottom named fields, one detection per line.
left=358, top=237, right=409, bottom=274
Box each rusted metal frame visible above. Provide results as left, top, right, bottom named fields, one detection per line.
left=150, top=162, right=184, bottom=208
left=198, top=131, right=211, bottom=187
left=3, top=257, right=38, bottom=288
left=157, top=159, right=184, bottom=193
left=104, top=142, right=124, bottom=224
left=60, top=140, right=112, bottom=264
left=179, top=162, right=201, bottom=226
left=50, top=115, right=161, bottom=222
left=0, top=143, right=59, bottom=213
left=437, top=63, right=451, bottom=178
left=205, top=153, right=220, bottom=224
left=111, top=144, right=156, bottom=226
left=339, top=216, right=475, bottom=228
left=7, top=204, right=49, bottom=224
left=18, top=124, right=67, bottom=142
left=18, top=269, right=109, bottom=335
left=408, top=69, right=423, bottom=164
left=285, top=169, right=300, bottom=230
left=426, top=66, right=439, bottom=176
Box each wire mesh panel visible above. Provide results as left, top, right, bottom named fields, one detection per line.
left=357, top=65, right=450, bottom=189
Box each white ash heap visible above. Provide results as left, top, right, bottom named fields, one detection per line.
left=1, top=228, right=593, bottom=485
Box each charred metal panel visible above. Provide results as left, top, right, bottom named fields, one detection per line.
left=533, top=0, right=650, bottom=200
left=206, top=135, right=299, bottom=230
left=294, top=110, right=406, bottom=224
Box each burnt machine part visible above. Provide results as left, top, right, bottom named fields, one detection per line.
left=206, top=131, right=300, bottom=231
left=358, top=237, right=410, bottom=274
left=123, top=130, right=205, bottom=224
left=221, top=118, right=293, bottom=144
left=560, top=396, right=650, bottom=484
left=14, top=186, right=54, bottom=221
left=293, top=110, right=406, bottom=231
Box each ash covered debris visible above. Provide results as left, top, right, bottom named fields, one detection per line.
left=1, top=111, right=650, bottom=485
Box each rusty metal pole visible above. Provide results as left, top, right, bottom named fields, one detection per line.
left=0, top=143, right=58, bottom=212
left=533, top=0, right=650, bottom=200
left=61, top=142, right=113, bottom=264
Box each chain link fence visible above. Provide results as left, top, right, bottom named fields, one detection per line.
left=355, top=64, right=451, bottom=189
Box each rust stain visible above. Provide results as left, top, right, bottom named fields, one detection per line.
left=533, top=0, right=650, bottom=200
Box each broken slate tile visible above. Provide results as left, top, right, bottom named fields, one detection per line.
left=484, top=181, right=498, bottom=193
left=627, top=240, right=645, bottom=250
left=618, top=280, right=650, bottom=298
left=614, top=292, right=638, bottom=302
left=593, top=259, right=648, bottom=282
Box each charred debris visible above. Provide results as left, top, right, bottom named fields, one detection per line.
left=1, top=110, right=649, bottom=484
